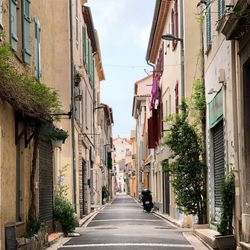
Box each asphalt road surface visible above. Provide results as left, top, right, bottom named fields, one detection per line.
left=58, top=194, right=195, bottom=250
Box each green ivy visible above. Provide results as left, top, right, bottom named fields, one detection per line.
left=0, top=43, right=61, bottom=119
left=190, top=79, right=206, bottom=121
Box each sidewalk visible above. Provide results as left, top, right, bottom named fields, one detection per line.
left=153, top=210, right=212, bottom=250
left=46, top=204, right=107, bottom=250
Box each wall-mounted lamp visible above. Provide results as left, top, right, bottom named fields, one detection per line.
left=161, top=34, right=183, bottom=42
left=50, top=109, right=72, bottom=119
left=161, top=33, right=185, bottom=100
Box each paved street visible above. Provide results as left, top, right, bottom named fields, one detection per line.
left=56, top=194, right=203, bottom=250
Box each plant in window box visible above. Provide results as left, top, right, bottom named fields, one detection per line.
left=215, top=171, right=236, bottom=250
left=48, top=127, right=69, bottom=148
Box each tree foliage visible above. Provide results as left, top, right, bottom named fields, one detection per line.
left=163, top=104, right=207, bottom=223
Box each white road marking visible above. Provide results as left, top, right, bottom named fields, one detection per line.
left=90, top=219, right=161, bottom=222
left=60, top=243, right=193, bottom=248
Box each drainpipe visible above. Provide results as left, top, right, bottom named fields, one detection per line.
left=179, top=0, right=184, bottom=99
left=69, top=0, right=77, bottom=211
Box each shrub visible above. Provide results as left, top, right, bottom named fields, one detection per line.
left=48, top=127, right=68, bottom=143
left=102, top=186, right=109, bottom=203
left=53, top=195, right=78, bottom=236
left=23, top=217, right=41, bottom=238
left=217, top=171, right=235, bottom=235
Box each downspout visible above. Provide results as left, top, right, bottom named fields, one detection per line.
left=69, top=0, right=77, bottom=211
left=179, top=0, right=185, bottom=99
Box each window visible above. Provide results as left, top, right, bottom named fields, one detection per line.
left=175, top=81, right=179, bottom=114
left=171, top=0, right=178, bottom=50
left=218, top=0, right=225, bottom=21
left=34, top=17, right=41, bottom=80
left=22, top=0, right=31, bottom=64
left=206, top=0, right=212, bottom=49
left=82, top=25, right=87, bottom=63
left=76, top=0, right=78, bottom=42
left=9, top=0, right=18, bottom=51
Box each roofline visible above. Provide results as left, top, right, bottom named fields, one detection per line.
left=146, top=0, right=161, bottom=62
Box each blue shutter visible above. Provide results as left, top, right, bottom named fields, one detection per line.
left=22, top=0, right=31, bottom=64
left=34, top=17, right=41, bottom=80
left=218, top=0, right=225, bottom=20
left=9, top=0, right=18, bottom=51
left=206, top=0, right=211, bottom=48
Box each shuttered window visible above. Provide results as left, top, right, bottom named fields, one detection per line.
left=175, top=81, right=179, bottom=114
left=34, top=17, right=41, bottom=80
left=218, top=0, right=225, bottom=20
left=92, top=57, right=95, bottom=87
left=206, top=0, right=212, bottom=49
left=82, top=25, right=86, bottom=63
left=213, top=121, right=225, bottom=209
left=9, top=0, right=18, bottom=51
left=171, top=0, right=178, bottom=50
left=75, top=0, right=78, bottom=42
left=22, top=0, right=31, bottom=64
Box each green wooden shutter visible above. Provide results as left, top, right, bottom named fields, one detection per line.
left=34, top=17, right=41, bottom=80
left=89, top=45, right=92, bottom=85
left=218, top=0, right=225, bottom=20
left=206, top=0, right=211, bottom=48
left=92, top=57, right=95, bottom=87
left=9, top=0, right=18, bottom=51
left=82, top=25, right=86, bottom=64
left=85, top=29, right=88, bottom=66
left=22, top=0, right=31, bottom=64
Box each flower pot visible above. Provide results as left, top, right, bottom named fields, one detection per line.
left=214, top=235, right=236, bottom=250
left=51, top=139, right=63, bottom=148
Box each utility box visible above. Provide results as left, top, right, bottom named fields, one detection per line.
left=5, top=223, right=17, bottom=250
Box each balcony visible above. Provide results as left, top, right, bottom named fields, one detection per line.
left=221, top=0, right=250, bottom=40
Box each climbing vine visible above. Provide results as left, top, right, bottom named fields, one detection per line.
left=0, top=43, right=61, bottom=120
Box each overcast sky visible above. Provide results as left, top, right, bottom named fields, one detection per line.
left=86, top=0, right=156, bottom=138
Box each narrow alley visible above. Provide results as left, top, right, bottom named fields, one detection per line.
left=55, top=194, right=207, bottom=250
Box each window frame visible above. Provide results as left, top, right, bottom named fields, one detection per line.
left=206, top=0, right=212, bottom=50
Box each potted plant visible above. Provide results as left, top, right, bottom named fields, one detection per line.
left=102, top=186, right=109, bottom=204
left=48, top=127, right=69, bottom=148
left=215, top=171, right=236, bottom=250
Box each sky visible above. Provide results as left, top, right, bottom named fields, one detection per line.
left=86, top=0, right=156, bottom=138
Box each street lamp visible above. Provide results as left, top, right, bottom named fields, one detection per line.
left=161, top=33, right=185, bottom=101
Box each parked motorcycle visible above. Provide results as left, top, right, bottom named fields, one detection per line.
left=141, top=189, right=153, bottom=212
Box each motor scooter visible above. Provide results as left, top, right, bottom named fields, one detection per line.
left=141, top=189, right=153, bottom=212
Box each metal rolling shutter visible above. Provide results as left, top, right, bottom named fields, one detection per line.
left=213, top=121, right=225, bottom=208
left=39, top=139, right=53, bottom=229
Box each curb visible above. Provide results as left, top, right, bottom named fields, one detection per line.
left=153, top=211, right=183, bottom=228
